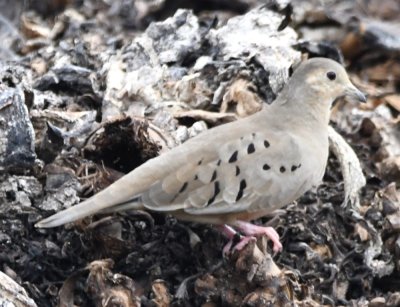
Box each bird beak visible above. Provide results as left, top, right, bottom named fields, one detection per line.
left=345, top=85, right=367, bottom=103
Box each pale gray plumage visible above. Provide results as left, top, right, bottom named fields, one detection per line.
left=36, top=58, right=366, bottom=231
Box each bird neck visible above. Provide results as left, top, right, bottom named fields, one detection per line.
left=271, top=85, right=332, bottom=129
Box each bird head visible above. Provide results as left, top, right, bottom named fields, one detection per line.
left=291, top=57, right=366, bottom=107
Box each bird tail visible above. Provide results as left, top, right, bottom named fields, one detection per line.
left=35, top=194, right=144, bottom=228
left=98, top=198, right=143, bottom=214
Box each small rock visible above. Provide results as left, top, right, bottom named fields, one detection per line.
left=0, top=271, right=37, bottom=307
left=0, top=87, right=36, bottom=172
left=173, top=125, right=189, bottom=143
left=379, top=156, right=400, bottom=184
left=369, top=297, right=386, bottom=307
left=188, top=121, right=207, bottom=138
left=386, top=212, right=400, bottom=232
left=387, top=292, right=400, bottom=307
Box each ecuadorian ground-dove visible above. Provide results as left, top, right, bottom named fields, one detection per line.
left=36, top=58, right=366, bottom=253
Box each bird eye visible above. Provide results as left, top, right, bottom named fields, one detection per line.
left=327, top=71, right=336, bottom=80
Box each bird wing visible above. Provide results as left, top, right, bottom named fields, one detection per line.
left=141, top=129, right=305, bottom=215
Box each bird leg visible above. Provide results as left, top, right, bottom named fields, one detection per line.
left=232, top=220, right=282, bottom=253
left=217, top=222, right=282, bottom=255
left=217, top=224, right=256, bottom=255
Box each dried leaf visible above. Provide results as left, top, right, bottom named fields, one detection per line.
left=221, top=79, right=263, bottom=117
left=385, top=95, right=400, bottom=112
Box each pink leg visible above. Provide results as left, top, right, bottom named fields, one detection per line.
left=217, top=225, right=256, bottom=255
left=217, top=224, right=236, bottom=238
left=232, top=221, right=282, bottom=253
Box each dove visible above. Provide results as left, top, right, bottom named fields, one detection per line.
left=36, top=58, right=366, bottom=253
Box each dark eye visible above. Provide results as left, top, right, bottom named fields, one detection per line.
left=327, top=71, right=336, bottom=80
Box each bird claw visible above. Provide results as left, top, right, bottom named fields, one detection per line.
left=222, top=235, right=257, bottom=256
left=218, top=222, right=283, bottom=256
left=233, top=221, right=283, bottom=253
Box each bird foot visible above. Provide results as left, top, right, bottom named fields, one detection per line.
left=233, top=221, right=282, bottom=253
left=222, top=235, right=257, bottom=256
left=218, top=222, right=282, bottom=255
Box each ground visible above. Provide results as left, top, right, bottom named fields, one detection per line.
left=0, top=0, right=399, bottom=306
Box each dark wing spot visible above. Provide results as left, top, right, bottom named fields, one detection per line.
left=198, top=159, right=203, bottom=165
left=240, top=179, right=247, bottom=190
left=207, top=181, right=220, bottom=206
left=236, top=179, right=247, bottom=202
left=228, top=151, right=238, bottom=163
left=247, top=143, right=255, bottom=154
left=214, top=181, right=220, bottom=198
left=179, top=182, right=188, bottom=193
left=171, top=181, right=189, bottom=202
left=211, top=170, right=217, bottom=182
left=217, top=159, right=222, bottom=166
left=194, top=175, right=198, bottom=180
left=263, top=164, right=271, bottom=171
left=264, top=140, right=270, bottom=148
left=252, top=133, right=256, bottom=137
left=235, top=165, right=240, bottom=176
left=298, top=163, right=302, bottom=168
left=236, top=190, right=244, bottom=202
left=280, top=166, right=286, bottom=173
left=291, top=165, right=297, bottom=172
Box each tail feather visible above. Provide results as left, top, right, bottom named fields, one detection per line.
left=35, top=195, right=145, bottom=228
left=35, top=198, right=97, bottom=228
left=98, top=198, right=143, bottom=214
left=35, top=175, right=147, bottom=228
